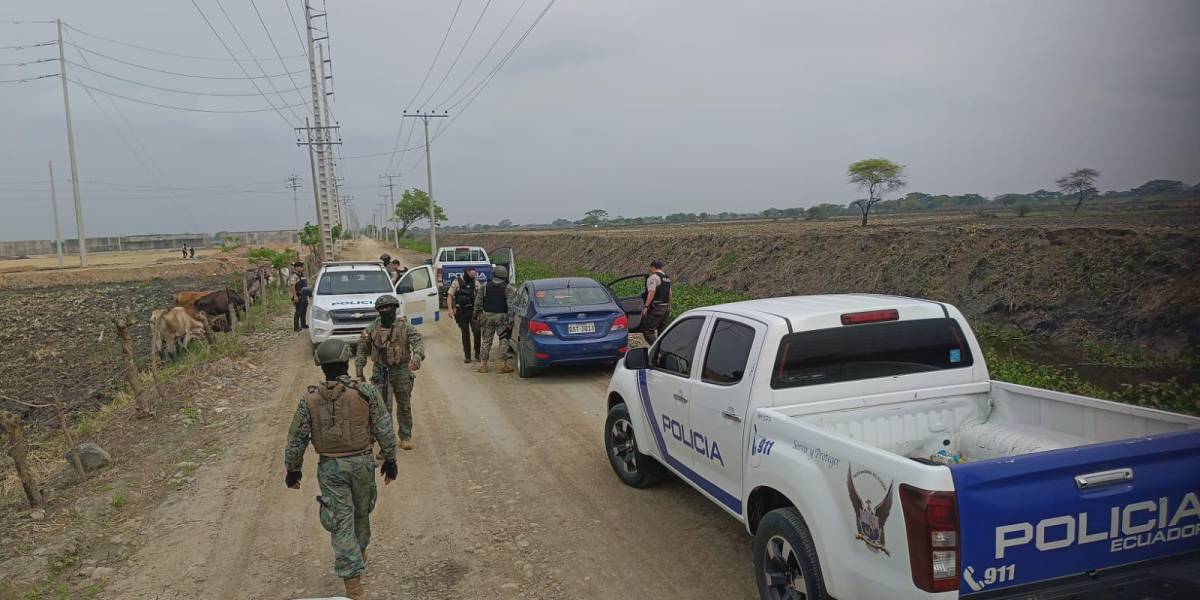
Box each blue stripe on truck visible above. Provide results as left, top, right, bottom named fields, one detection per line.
left=635, top=369, right=743, bottom=515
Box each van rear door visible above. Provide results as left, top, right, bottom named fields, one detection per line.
left=949, top=430, right=1200, bottom=596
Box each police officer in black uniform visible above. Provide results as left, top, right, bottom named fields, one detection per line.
left=640, top=259, right=672, bottom=345
left=447, top=266, right=482, bottom=363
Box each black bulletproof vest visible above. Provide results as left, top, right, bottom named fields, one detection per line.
left=483, top=281, right=508, bottom=313
left=454, top=278, right=477, bottom=310
left=643, top=272, right=671, bottom=305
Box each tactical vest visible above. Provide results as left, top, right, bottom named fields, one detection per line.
left=370, top=322, right=411, bottom=367
left=304, top=381, right=372, bottom=457
left=643, top=272, right=672, bottom=305
left=454, top=278, right=477, bottom=311
left=482, top=281, right=508, bottom=314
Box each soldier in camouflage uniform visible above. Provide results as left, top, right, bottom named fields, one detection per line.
left=474, top=264, right=516, bottom=374
left=284, top=339, right=398, bottom=600
left=355, top=295, right=425, bottom=450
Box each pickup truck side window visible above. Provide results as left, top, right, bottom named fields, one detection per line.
left=701, top=319, right=755, bottom=385
left=771, top=317, right=974, bottom=389
left=407, top=267, right=432, bottom=291
left=650, top=317, right=705, bottom=378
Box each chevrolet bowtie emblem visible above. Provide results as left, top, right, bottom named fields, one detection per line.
left=352, top=312, right=364, bottom=319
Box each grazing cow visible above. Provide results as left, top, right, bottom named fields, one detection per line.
left=193, top=289, right=246, bottom=322
left=151, top=307, right=211, bottom=360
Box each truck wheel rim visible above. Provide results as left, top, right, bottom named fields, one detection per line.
left=763, top=535, right=806, bottom=600
left=610, top=418, right=638, bottom=474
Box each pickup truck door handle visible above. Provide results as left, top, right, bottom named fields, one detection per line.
left=672, top=392, right=688, bottom=403
left=1075, top=468, right=1133, bottom=490
left=721, top=409, right=742, bottom=422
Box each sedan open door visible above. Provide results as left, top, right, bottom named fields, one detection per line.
left=490, top=246, right=516, bottom=282
left=604, top=274, right=647, bottom=333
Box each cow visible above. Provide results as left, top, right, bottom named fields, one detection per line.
left=150, top=307, right=212, bottom=360
left=192, top=289, right=246, bottom=324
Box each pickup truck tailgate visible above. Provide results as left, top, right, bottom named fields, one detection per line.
left=950, top=430, right=1200, bottom=596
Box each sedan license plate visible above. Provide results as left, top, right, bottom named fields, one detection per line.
left=568, top=322, right=596, bottom=335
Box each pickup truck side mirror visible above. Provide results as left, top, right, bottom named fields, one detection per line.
left=624, top=347, right=649, bottom=370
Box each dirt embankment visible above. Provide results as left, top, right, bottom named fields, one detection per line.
left=446, top=219, right=1200, bottom=356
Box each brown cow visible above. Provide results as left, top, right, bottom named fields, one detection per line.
left=193, top=289, right=246, bottom=324
left=151, top=307, right=212, bottom=360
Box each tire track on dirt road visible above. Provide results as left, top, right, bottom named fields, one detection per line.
left=102, top=240, right=757, bottom=599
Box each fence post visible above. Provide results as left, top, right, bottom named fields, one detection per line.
left=0, top=411, right=43, bottom=507
left=114, top=317, right=156, bottom=418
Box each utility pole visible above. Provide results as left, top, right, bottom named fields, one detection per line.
left=287, top=174, right=302, bottom=232
left=48, top=161, right=64, bottom=268
left=318, top=43, right=340, bottom=241
left=302, top=0, right=333, bottom=261
left=380, top=173, right=400, bottom=247
left=403, top=111, right=447, bottom=263
left=57, top=19, right=87, bottom=266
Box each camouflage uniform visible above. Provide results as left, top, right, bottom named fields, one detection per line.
left=284, top=376, right=396, bottom=581
left=355, top=318, right=425, bottom=441
left=473, top=278, right=517, bottom=363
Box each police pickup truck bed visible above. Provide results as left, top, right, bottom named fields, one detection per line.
left=603, top=295, right=1200, bottom=600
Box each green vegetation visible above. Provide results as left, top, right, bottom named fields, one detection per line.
left=219, top=235, right=240, bottom=253
left=394, top=189, right=447, bottom=238
left=298, top=222, right=321, bottom=257
left=717, top=254, right=738, bottom=270
left=110, top=493, right=126, bottom=509
left=848, top=158, right=907, bottom=226
left=246, top=247, right=299, bottom=269
left=396, top=236, right=432, bottom=255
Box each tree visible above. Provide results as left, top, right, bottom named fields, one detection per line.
left=330, top=224, right=343, bottom=241
left=498, top=219, right=513, bottom=229
left=848, top=158, right=907, bottom=225
left=394, top=188, right=447, bottom=238
left=581, top=209, right=608, bottom=226
left=1056, top=168, right=1099, bottom=212
left=1130, top=179, right=1187, bottom=197
left=299, top=222, right=321, bottom=257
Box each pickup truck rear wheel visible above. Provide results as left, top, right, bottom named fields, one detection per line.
left=754, top=508, right=827, bottom=600
left=604, top=403, right=663, bottom=488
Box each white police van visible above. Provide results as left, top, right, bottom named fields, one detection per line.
left=603, top=294, right=1200, bottom=599
left=307, top=261, right=439, bottom=347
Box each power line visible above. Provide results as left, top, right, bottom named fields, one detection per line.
left=1, top=41, right=56, bottom=50
left=430, top=0, right=530, bottom=108
left=66, top=60, right=306, bottom=96
left=67, top=78, right=309, bottom=113
left=66, top=41, right=308, bottom=80
left=0, top=73, right=57, bottom=83
left=0, top=57, right=55, bottom=67
left=62, top=22, right=303, bottom=62
left=209, top=0, right=304, bottom=123
left=3, top=20, right=58, bottom=25
left=282, top=0, right=310, bottom=59
left=249, top=0, right=311, bottom=110
left=416, top=0, right=496, bottom=109
left=443, top=0, right=558, bottom=113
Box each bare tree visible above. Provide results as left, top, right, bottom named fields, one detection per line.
left=1056, top=168, right=1100, bottom=212
left=848, top=158, right=907, bottom=226
left=0, top=411, right=43, bottom=507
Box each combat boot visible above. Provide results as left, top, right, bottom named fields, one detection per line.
left=343, top=576, right=364, bottom=600
left=496, top=363, right=513, bottom=375
left=401, top=440, right=414, bottom=451
left=477, top=362, right=489, bottom=373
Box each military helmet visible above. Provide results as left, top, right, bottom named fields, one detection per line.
left=374, top=295, right=400, bottom=311
left=379, top=253, right=391, bottom=263
left=493, top=265, right=509, bottom=280
left=313, top=339, right=353, bottom=366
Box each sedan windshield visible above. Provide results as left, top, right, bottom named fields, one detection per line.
left=533, top=287, right=612, bottom=308
left=318, top=271, right=393, bottom=295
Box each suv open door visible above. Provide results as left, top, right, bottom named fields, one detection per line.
left=605, top=273, right=647, bottom=333
left=395, top=265, right=439, bottom=326
left=491, top=247, right=516, bottom=282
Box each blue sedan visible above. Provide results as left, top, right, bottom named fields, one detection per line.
left=508, top=277, right=629, bottom=378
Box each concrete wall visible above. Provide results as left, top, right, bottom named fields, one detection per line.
left=0, top=230, right=296, bottom=258
left=219, top=230, right=299, bottom=246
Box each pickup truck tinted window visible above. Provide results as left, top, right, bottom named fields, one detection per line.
left=439, top=249, right=486, bottom=262
left=771, top=317, right=973, bottom=389
left=702, top=319, right=755, bottom=385
left=651, top=317, right=705, bottom=377
left=317, top=271, right=393, bottom=295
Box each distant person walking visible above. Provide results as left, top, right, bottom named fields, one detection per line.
left=181, top=245, right=188, bottom=259
left=189, top=246, right=195, bottom=259
left=640, top=260, right=672, bottom=345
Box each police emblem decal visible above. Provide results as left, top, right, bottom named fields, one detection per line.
left=847, top=465, right=895, bottom=555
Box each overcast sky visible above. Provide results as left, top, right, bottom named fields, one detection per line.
left=2, top=0, right=1198, bottom=239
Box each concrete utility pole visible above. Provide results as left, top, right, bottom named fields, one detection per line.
left=403, top=112, right=447, bottom=263
left=57, top=19, right=87, bottom=266
left=48, top=161, right=64, bottom=268
left=287, top=174, right=302, bottom=232
left=318, top=43, right=340, bottom=240
left=380, top=173, right=400, bottom=247
left=303, top=0, right=333, bottom=261
left=303, top=117, right=323, bottom=257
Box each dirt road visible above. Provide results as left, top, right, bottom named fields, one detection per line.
left=102, top=239, right=755, bottom=600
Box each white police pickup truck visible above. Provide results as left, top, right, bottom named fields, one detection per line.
left=307, top=261, right=439, bottom=346
left=603, top=294, right=1200, bottom=599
